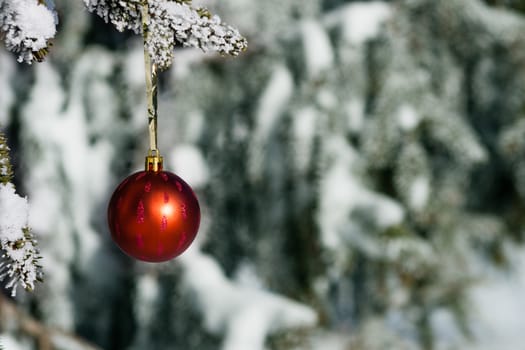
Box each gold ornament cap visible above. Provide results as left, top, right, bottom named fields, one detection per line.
left=145, top=150, right=163, bottom=172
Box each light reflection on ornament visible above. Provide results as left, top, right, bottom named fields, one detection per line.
left=161, top=204, right=174, bottom=216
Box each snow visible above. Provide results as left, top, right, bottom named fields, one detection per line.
left=20, top=56, right=116, bottom=327
left=385, top=237, right=435, bottom=275
left=0, top=181, right=41, bottom=297
left=3, top=245, right=26, bottom=263
left=124, top=44, right=147, bottom=90
left=319, top=148, right=362, bottom=249
left=0, top=0, right=57, bottom=63
left=129, top=274, right=162, bottom=349
left=182, top=110, right=206, bottom=143
left=443, top=0, right=524, bottom=45
left=371, top=193, right=405, bottom=228
left=23, top=54, right=115, bottom=268
left=346, top=99, right=365, bottom=133
left=233, top=262, right=265, bottom=289
left=255, top=66, right=294, bottom=142
left=39, top=254, right=75, bottom=328
left=85, top=0, right=247, bottom=70
left=171, top=48, right=208, bottom=79
left=14, top=1, right=56, bottom=39
left=0, top=334, right=25, bottom=350
left=123, top=45, right=152, bottom=132
left=466, top=249, right=525, bottom=350
left=301, top=20, right=334, bottom=79
left=319, top=136, right=404, bottom=251
left=467, top=139, right=488, bottom=164
left=180, top=246, right=317, bottom=350
left=249, top=65, right=294, bottom=179
left=396, top=104, right=421, bottom=132
left=336, top=2, right=392, bottom=45
left=292, top=107, right=318, bottom=172
left=21, top=63, right=66, bottom=238
left=408, top=176, right=430, bottom=210
left=169, top=144, right=210, bottom=188
left=0, top=51, right=14, bottom=127
left=0, top=183, right=28, bottom=242
left=316, top=89, right=338, bottom=109
left=430, top=309, right=465, bottom=350
left=134, top=274, right=160, bottom=326
left=3, top=0, right=525, bottom=348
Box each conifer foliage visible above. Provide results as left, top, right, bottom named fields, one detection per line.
left=0, top=0, right=57, bottom=63
left=0, top=0, right=247, bottom=69
left=84, top=0, right=247, bottom=69
left=0, top=133, right=43, bottom=297
left=1, top=0, right=525, bottom=349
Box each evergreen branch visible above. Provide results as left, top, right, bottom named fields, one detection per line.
left=2, top=0, right=247, bottom=66
left=0, top=132, right=43, bottom=297
left=149, top=1, right=247, bottom=69
left=84, top=0, right=248, bottom=70
left=0, top=0, right=57, bottom=63
left=0, top=134, right=13, bottom=185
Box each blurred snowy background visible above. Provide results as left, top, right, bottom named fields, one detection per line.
left=1, top=0, right=525, bottom=349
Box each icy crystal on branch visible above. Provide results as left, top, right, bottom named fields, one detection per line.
left=0, top=134, right=43, bottom=297
left=84, top=0, right=248, bottom=69
left=0, top=0, right=57, bottom=63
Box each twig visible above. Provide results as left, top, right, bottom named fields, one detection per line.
left=0, top=294, right=101, bottom=350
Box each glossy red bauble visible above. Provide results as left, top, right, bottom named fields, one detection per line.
left=107, top=170, right=200, bottom=262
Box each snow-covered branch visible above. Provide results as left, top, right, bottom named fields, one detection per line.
left=0, top=0, right=57, bottom=63
left=180, top=248, right=318, bottom=350
left=1, top=0, right=247, bottom=68
left=0, top=133, right=43, bottom=297
left=84, top=0, right=248, bottom=69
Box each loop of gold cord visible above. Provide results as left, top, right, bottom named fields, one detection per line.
left=142, top=1, right=163, bottom=171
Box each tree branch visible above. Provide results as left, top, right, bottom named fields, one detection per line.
left=0, top=294, right=101, bottom=350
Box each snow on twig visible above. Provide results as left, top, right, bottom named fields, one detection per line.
left=0, top=133, right=43, bottom=297
left=0, top=0, right=57, bottom=63
left=84, top=0, right=247, bottom=69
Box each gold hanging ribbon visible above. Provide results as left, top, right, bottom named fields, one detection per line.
left=142, top=0, right=163, bottom=171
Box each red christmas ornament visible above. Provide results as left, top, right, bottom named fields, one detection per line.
left=107, top=164, right=200, bottom=262
left=107, top=2, right=201, bottom=262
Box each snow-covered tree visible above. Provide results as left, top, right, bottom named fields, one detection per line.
left=1, top=0, right=525, bottom=349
